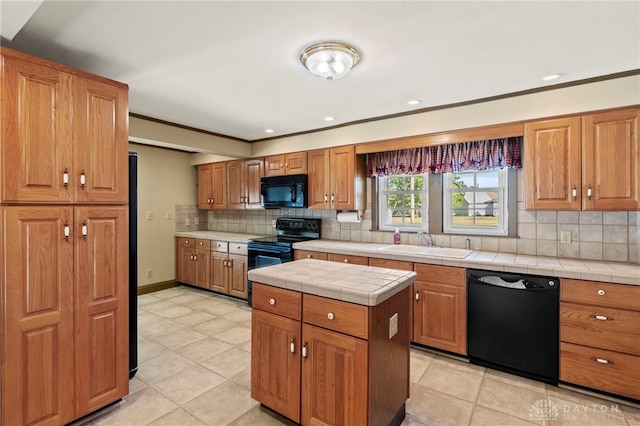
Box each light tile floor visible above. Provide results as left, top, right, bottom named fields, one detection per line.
left=75, top=286, right=640, bottom=426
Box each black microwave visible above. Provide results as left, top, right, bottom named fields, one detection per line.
left=260, top=174, right=308, bottom=209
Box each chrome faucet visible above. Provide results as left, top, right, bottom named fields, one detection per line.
left=417, top=231, right=433, bottom=247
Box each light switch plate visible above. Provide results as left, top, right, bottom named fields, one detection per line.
left=389, top=313, right=398, bottom=339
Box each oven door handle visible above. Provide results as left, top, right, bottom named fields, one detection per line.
left=249, top=246, right=292, bottom=254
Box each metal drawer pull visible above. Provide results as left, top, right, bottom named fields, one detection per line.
left=327, top=312, right=334, bottom=320
left=324, top=194, right=328, bottom=204
left=572, top=186, right=577, bottom=200
left=290, top=339, right=295, bottom=354
left=593, top=315, right=611, bottom=321
left=81, top=221, right=87, bottom=239
left=64, top=222, right=70, bottom=240
left=302, top=342, right=308, bottom=359
left=63, top=168, right=69, bottom=187
left=592, top=357, right=614, bottom=365
left=80, top=170, right=86, bottom=188
left=269, top=298, right=275, bottom=305
left=415, top=292, right=420, bottom=301
left=587, top=185, right=592, bottom=199
left=597, top=289, right=605, bottom=296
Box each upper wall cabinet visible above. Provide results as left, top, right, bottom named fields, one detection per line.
left=524, top=107, right=639, bottom=211
left=308, top=145, right=366, bottom=210
left=198, top=162, right=227, bottom=209
left=264, top=152, right=307, bottom=177
left=1, top=53, right=128, bottom=204
left=227, top=158, right=264, bottom=210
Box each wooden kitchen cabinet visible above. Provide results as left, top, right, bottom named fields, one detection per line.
left=524, top=107, right=639, bottom=210
left=560, top=278, right=640, bottom=400
left=0, top=48, right=129, bottom=425
left=264, top=152, right=307, bottom=177
left=252, top=282, right=410, bottom=426
left=194, top=239, right=211, bottom=289
left=1, top=50, right=128, bottom=205
left=210, top=241, right=249, bottom=299
left=294, top=249, right=328, bottom=260
left=413, top=264, right=467, bottom=355
left=328, top=252, right=369, bottom=265
left=227, top=158, right=264, bottom=210
left=307, top=145, right=366, bottom=210
left=198, top=162, right=227, bottom=209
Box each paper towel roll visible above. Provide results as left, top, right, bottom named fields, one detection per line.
left=337, top=211, right=362, bottom=223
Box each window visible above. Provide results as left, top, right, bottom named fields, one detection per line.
left=443, top=169, right=511, bottom=236
left=377, top=174, right=428, bottom=231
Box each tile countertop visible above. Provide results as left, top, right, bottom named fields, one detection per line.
left=174, top=231, right=268, bottom=243
left=248, top=258, right=417, bottom=307
left=293, top=240, right=640, bottom=286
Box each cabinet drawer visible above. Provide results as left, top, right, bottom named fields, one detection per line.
left=252, top=282, right=301, bottom=321
left=294, top=250, right=328, bottom=261
left=561, top=302, right=640, bottom=355
left=195, top=239, right=211, bottom=250
left=213, top=241, right=229, bottom=253
left=327, top=253, right=368, bottom=266
left=303, top=294, right=368, bottom=339
left=369, top=258, right=413, bottom=271
left=177, top=237, right=195, bottom=247
left=229, top=242, right=247, bottom=255
left=560, top=342, right=640, bottom=400
left=561, top=279, right=640, bottom=310
left=414, top=264, right=465, bottom=287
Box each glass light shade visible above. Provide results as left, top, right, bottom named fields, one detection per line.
left=300, top=42, right=360, bottom=82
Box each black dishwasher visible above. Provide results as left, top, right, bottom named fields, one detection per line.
left=467, top=269, right=559, bottom=385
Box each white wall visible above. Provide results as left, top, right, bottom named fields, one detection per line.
left=130, top=143, right=197, bottom=287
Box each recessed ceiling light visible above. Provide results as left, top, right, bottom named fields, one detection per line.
left=407, top=99, right=422, bottom=106
left=265, top=129, right=274, bottom=134
left=323, top=116, right=336, bottom=122
left=541, top=73, right=564, bottom=81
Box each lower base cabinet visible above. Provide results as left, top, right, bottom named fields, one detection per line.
left=251, top=282, right=410, bottom=426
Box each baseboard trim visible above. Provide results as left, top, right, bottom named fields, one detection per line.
left=137, top=280, right=178, bottom=295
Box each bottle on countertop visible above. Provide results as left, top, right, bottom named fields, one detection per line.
left=394, top=228, right=401, bottom=245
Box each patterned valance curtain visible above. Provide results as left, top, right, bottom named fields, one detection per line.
left=366, top=137, right=522, bottom=177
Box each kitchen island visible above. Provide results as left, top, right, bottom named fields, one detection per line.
left=248, top=259, right=416, bottom=426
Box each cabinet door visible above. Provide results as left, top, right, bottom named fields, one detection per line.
left=330, top=146, right=355, bottom=210
left=264, top=154, right=285, bottom=177
left=1, top=206, right=75, bottom=425
left=210, top=252, right=229, bottom=294
left=211, top=162, right=227, bottom=209
left=228, top=254, right=248, bottom=299
left=195, top=247, right=211, bottom=289
left=307, top=149, right=330, bottom=209
left=74, top=77, right=128, bottom=204
left=1, top=56, right=74, bottom=203
left=227, top=160, right=246, bottom=210
left=285, top=152, right=307, bottom=175
left=245, top=158, right=264, bottom=209
left=251, top=309, right=301, bottom=422
left=197, top=164, right=213, bottom=209
left=582, top=108, right=639, bottom=210
left=75, top=206, right=129, bottom=415
left=413, top=282, right=467, bottom=354
left=302, top=323, right=368, bottom=426
left=176, top=239, right=196, bottom=285
left=294, top=249, right=328, bottom=261
left=523, top=117, right=581, bottom=210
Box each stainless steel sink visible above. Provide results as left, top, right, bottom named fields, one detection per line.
left=378, top=245, right=472, bottom=258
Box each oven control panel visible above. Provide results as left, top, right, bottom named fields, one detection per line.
left=276, top=217, right=321, bottom=232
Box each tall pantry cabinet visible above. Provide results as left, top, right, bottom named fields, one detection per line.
left=0, top=47, right=130, bottom=425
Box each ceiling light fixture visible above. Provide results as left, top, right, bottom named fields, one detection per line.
left=265, top=129, right=274, bottom=134
left=300, top=42, right=360, bottom=82
left=541, top=73, right=564, bottom=81
left=323, top=116, right=336, bottom=122
left=407, top=99, right=422, bottom=106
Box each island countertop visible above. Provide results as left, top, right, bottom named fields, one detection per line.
left=247, top=258, right=417, bottom=306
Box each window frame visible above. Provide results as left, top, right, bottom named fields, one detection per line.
left=376, top=173, right=429, bottom=232
left=442, top=169, right=510, bottom=236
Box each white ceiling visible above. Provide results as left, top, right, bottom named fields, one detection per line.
left=2, top=1, right=639, bottom=144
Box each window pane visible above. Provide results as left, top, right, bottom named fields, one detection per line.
left=387, top=177, right=405, bottom=191
left=476, top=171, right=499, bottom=188
left=454, top=174, right=474, bottom=189
left=387, top=194, right=403, bottom=208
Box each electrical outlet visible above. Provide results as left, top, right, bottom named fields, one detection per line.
left=166, top=212, right=172, bottom=220
left=560, top=231, right=572, bottom=244
left=146, top=269, right=153, bottom=278
left=145, top=210, right=153, bottom=220
left=185, top=218, right=190, bottom=226
left=271, top=219, right=277, bottom=228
